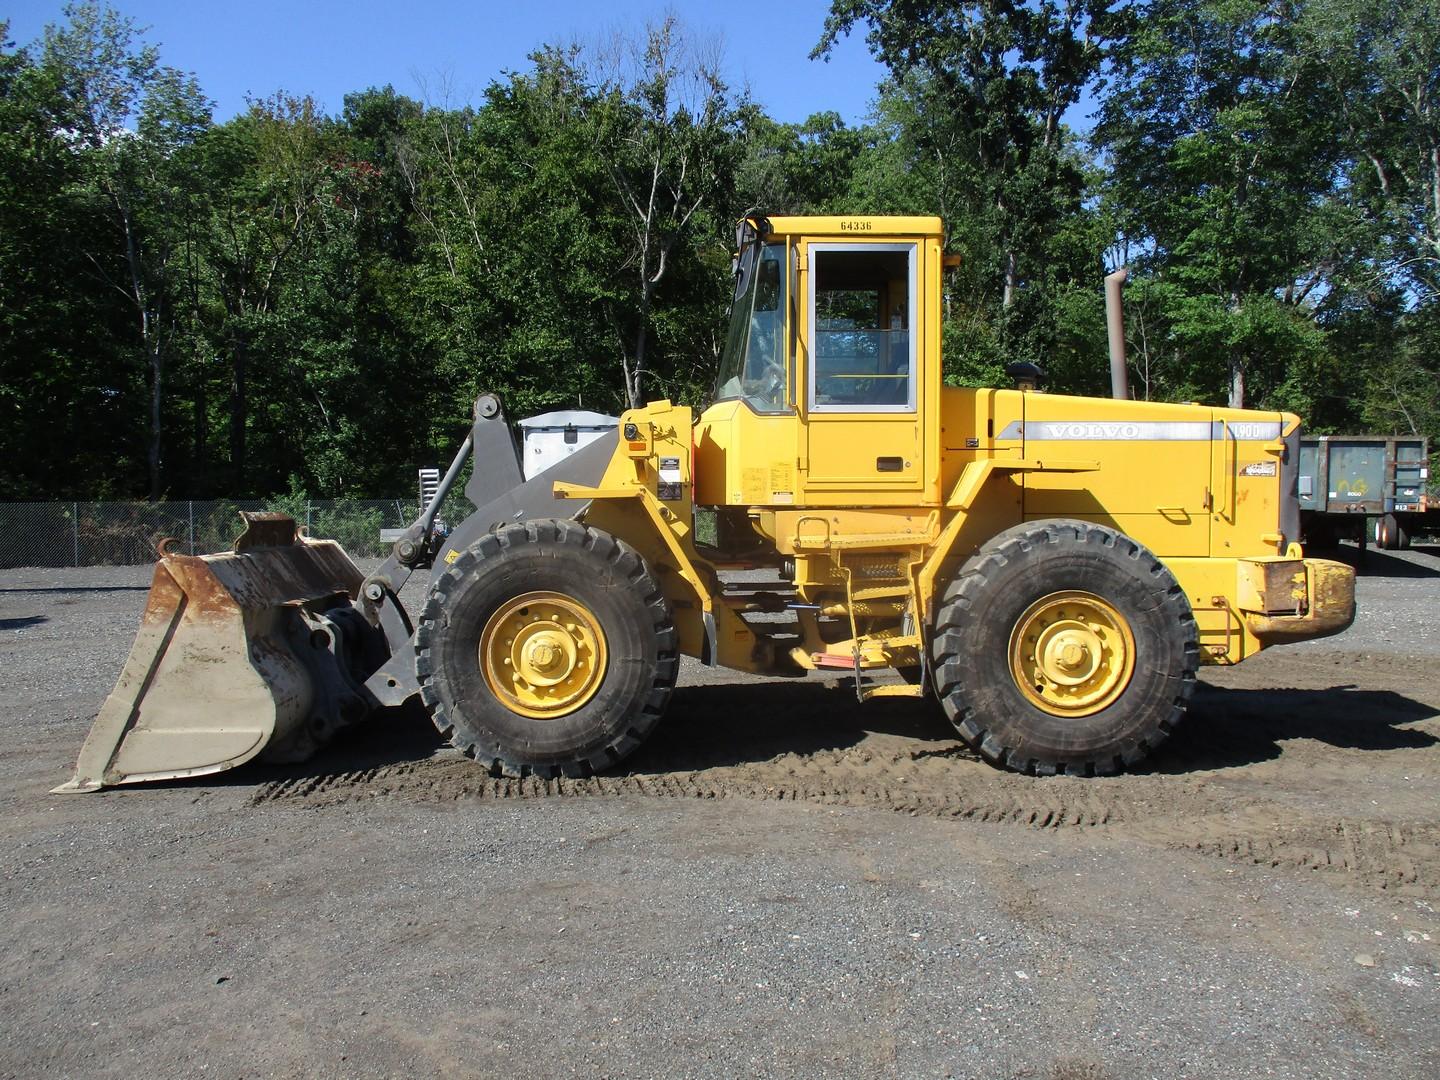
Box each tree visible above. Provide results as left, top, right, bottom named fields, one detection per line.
left=586, top=17, right=739, bottom=407
left=734, top=108, right=876, bottom=215
left=1289, top=0, right=1440, bottom=463
left=40, top=0, right=211, bottom=497
left=815, top=1, right=1119, bottom=386
left=1093, top=0, right=1340, bottom=408
left=817, top=0, right=1116, bottom=298
left=1298, top=0, right=1440, bottom=304
left=0, top=21, right=129, bottom=498
left=393, top=59, right=626, bottom=430
left=194, top=94, right=347, bottom=491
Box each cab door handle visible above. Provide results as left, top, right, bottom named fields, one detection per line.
left=876, top=457, right=904, bottom=472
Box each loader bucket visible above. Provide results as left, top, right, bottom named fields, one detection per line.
left=54, top=513, right=380, bottom=793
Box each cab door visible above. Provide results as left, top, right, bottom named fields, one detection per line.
left=800, top=241, right=925, bottom=503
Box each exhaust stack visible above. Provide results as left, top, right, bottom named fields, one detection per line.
left=1105, top=267, right=1129, bottom=400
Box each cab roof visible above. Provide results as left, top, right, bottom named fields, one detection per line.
left=763, top=215, right=943, bottom=240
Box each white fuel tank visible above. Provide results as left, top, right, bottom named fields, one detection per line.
left=519, top=410, right=619, bottom=480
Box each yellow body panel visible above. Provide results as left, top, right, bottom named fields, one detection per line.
left=938, top=387, right=1025, bottom=493
left=792, top=230, right=944, bottom=504
left=1018, top=393, right=1216, bottom=556
left=1209, top=408, right=1296, bottom=557
left=803, top=412, right=925, bottom=493
left=693, top=398, right=802, bottom=507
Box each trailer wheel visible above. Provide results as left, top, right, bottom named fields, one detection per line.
left=416, top=519, right=677, bottom=778
left=930, top=520, right=1198, bottom=776
left=1376, top=513, right=1409, bottom=551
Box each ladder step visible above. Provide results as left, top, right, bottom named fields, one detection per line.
left=850, top=584, right=911, bottom=601
left=878, top=634, right=922, bottom=650
left=859, top=683, right=925, bottom=700
left=804, top=532, right=935, bottom=550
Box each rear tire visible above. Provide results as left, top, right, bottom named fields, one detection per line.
left=930, top=520, right=1198, bottom=776
left=415, top=519, right=677, bottom=778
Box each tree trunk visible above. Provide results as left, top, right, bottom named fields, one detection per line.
left=229, top=331, right=248, bottom=491
left=193, top=376, right=207, bottom=494
left=1429, top=141, right=1440, bottom=283
left=1229, top=358, right=1246, bottom=410
left=148, top=342, right=163, bottom=501
left=116, top=195, right=165, bottom=501
left=629, top=281, right=654, bottom=409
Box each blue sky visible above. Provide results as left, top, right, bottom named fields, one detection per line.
left=5, top=0, right=891, bottom=125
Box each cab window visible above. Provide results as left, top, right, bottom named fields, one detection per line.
left=808, top=244, right=915, bottom=412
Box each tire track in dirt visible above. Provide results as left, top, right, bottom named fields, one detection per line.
left=1159, top=813, right=1440, bottom=893
left=249, top=745, right=1440, bottom=897
left=249, top=747, right=1132, bottom=829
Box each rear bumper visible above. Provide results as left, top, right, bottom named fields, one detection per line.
left=1240, top=556, right=1356, bottom=644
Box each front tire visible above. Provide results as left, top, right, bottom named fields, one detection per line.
left=930, top=520, right=1198, bottom=776
left=416, top=519, right=677, bottom=778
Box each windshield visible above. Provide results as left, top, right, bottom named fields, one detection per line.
left=714, top=242, right=788, bottom=412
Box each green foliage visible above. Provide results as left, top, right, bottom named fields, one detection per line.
left=0, top=12, right=148, bottom=498
left=1297, top=0, right=1440, bottom=303
left=264, top=475, right=312, bottom=524
left=310, top=500, right=385, bottom=556
left=735, top=108, right=877, bottom=213
left=1092, top=0, right=1339, bottom=408
left=40, top=1, right=213, bottom=498
left=264, top=476, right=387, bottom=556
left=192, top=499, right=245, bottom=553
left=2, top=0, right=1437, bottom=507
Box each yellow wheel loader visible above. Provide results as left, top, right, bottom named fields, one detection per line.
left=57, top=215, right=1357, bottom=792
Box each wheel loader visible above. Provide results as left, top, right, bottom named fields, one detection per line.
left=56, top=214, right=1357, bottom=792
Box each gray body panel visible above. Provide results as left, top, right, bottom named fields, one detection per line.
left=463, top=408, right=526, bottom=510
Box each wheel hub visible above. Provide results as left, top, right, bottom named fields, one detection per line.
left=1008, top=590, right=1135, bottom=717
left=479, top=592, right=608, bottom=718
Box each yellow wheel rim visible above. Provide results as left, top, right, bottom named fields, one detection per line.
left=1008, top=590, right=1135, bottom=718
left=479, top=591, right=608, bottom=719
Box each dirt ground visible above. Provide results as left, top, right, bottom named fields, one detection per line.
left=2, top=545, right=1438, bottom=1079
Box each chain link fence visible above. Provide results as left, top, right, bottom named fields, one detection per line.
left=0, top=500, right=424, bottom=568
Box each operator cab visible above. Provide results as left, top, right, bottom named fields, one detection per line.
left=694, top=215, right=944, bottom=508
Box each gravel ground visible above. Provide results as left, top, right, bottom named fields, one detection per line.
left=1, top=543, right=1438, bottom=1079
left=1289, top=544, right=1440, bottom=658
